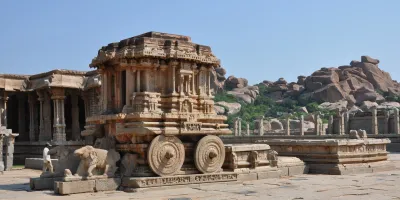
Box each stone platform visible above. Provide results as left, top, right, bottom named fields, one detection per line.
left=260, top=138, right=394, bottom=175
left=54, top=178, right=121, bottom=195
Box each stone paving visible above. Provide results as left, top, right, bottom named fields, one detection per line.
left=1, top=154, right=400, bottom=200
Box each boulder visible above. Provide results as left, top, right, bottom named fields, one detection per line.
left=319, top=100, right=348, bottom=112
left=227, top=86, right=259, bottom=104
left=214, top=105, right=225, bottom=115
left=361, top=55, right=379, bottom=64
left=354, top=59, right=394, bottom=92
left=348, top=105, right=362, bottom=114
left=297, top=76, right=306, bottom=85
left=311, top=83, right=346, bottom=103
left=225, top=76, right=248, bottom=89
left=360, top=101, right=378, bottom=112
left=275, top=78, right=287, bottom=85
left=215, top=101, right=241, bottom=115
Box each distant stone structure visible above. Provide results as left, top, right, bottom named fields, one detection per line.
left=0, top=70, right=101, bottom=164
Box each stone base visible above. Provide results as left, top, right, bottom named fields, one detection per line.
left=0, top=161, right=4, bottom=172
left=122, top=172, right=238, bottom=188
left=30, top=177, right=64, bottom=190
left=54, top=178, right=121, bottom=195
left=308, top=161, right=395, bottom=175
left=236, top=168, right=282, bottom=181
left=278, top=156, right=309, bottom=176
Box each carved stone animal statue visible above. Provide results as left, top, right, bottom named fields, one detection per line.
left=73, top=145, right=120, bottom=177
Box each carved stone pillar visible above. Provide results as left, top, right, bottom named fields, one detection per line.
left=51, top=88, right=66, bottom=142
left=171, top=65, right=176, bottom=94
left=233, top=118, right=238, bottom=136
left=328, top=115, right=333, bottom=135
left=0, top=134, right=4, bottom=171
left=286, top=116, right=290, bottom=136
left=394, top=108, right=400, bottom=135
left=246, top=123, right=250, bottom=136
left=300, top=115, right=304, bottom=136
left=0, top=91, right=9, bottom=127
left=372, top=107, right=378, bottom=135
left=71, top=93, right=80, bottom=141
left=384, top=109, right=390, bottom=134
left=4, top=135, right=16, bottom=171
left=28, top=93, right=38, bottom=141
left=344, top=112, right=349, bottom=134
left=314, top=113, right=320, bottom=135
left=17, top=94, right=27, bottom=140
left=207, top=68, right=212, bottom=96
left=339, top=112, right=345, bottom=135
left=238, top=118, right=242, bottom=136
left=259, top=116, right=264, bottom=136
left=38, top=90, right=52, bottom=141
left=179, top=75, right=184, bottom=96
left=126, top=70, right=134, bottom=106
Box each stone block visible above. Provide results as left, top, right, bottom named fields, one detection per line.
left=237, top=172, right=258, bottom=181
left=55, top=180, right=95, bottom=195
left=95, top=178, right=121, bottom=191
left=257, top=169, right=282, bottom=179
left=122, top=173, right=238, bottom=188
left=287, top=165, right=308, bottom=176
left=30, top=177, right=63, bottom=190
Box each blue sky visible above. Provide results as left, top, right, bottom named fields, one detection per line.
left=0, top=0, right=399, bottom=84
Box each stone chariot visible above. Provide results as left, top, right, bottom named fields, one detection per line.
left=83, top=32, right=232, bottom=177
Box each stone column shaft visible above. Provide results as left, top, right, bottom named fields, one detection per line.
left=286, top=117, right=290, bottom=136
left=259, top=116, right=264, bottom=136
left=372, top=107, right=378, bottom=135
left=384, top=110, right=390, bottom=134
left=17, top=94, right=26, bottom=140
left=238, top=119, right=242, bottom=136
left=171, top=66, right=176, bottom=94
left=246, top=123, right=250, bottom=136
left=126, top=70, right=134, bottom=105
left=207, top=68, right=211, bottom=96
left=314, top=114, right=320, bottom=135
left=339, top=113, right=345, bottom=135
left=394, top=108, right=400, bottom=135
left=38, top=91, right=52, bottom=141
left=300, top=115, right=304, bottom=136
left=28, top=94, right=38, bottom=141
left=52, top=88, right=66, bottom=142
left=328, top=115, right=333, bottom=135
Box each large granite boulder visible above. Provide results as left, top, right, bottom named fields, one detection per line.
left=225, top=76, right=248, bottom=89
left=319, top=100, right=348, bottom=112
left=378, top=102, right=400, bottom=109
left=215, top=101, right=241, bottom=115
left=227, top=86, right=259, bottom=104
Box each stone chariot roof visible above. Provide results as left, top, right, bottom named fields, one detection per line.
left=90, top=31, right=221, bottom=68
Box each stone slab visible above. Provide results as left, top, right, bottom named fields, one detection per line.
left=308, top=161, right=395, bottom=175
left=25, top=158, right=59, bottom=170
left=122, top=172, right=238, bottom=188
left=30, top=177, right=63, bottom=190
left=225, top=143, right=270, bottom=152
left=277, top=156, right=308, bottom=176
left=257, top=169, right=282, bottom=179
left=55, top=180, right=95, bottom=195
left=237, top=172, right=258, bottom=181
left=95, top=178, right=121, bottom=191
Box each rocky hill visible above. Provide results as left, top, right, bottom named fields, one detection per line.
left=213, top=56, right=400, bottom=128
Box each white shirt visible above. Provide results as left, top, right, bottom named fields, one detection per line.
left=43, top=147, right=51, bottom=162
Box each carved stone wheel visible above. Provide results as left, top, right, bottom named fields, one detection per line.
left=194, top=135, right=225, bottom=174
left=147, top=135, right=185, bottom=176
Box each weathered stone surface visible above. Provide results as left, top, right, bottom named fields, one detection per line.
left=55, top=180, right=95, bottom=195
left=227, top=86, right=259, bottom=104
left=25, top=158, right=59, bottom=170
left=213, top=105, right=225, bottom=115
left=95, top=178, right=121, bottom=191
left=225, top=76, right=248, bottom=89
left=30, top=177, right=63, bottom=190
left=122, top=173, right=238, bottom=188
left=379, top=101, right=400, bottom=109
left=319, top=100, right=348, bottom=112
